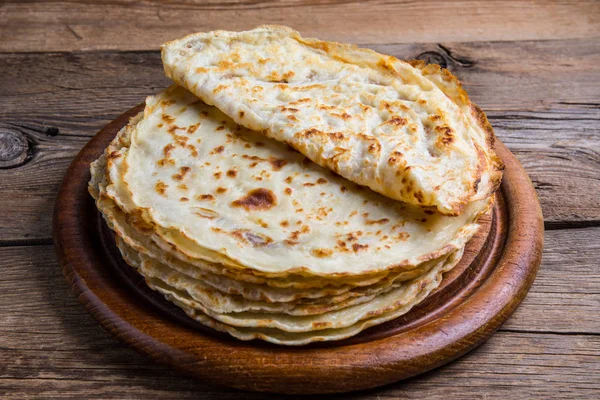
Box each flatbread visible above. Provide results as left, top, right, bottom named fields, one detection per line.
left=103, top=86, right=488, bottom=277
left=162, top=25, right=502, bottom=215
left=162, top=249, right=459, bottom=345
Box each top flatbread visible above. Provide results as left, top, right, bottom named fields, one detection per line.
left=162, top=25, right=503, bottom=215
left=102, top=86, right=490, bottom=277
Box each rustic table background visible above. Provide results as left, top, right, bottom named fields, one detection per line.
left=1, top=1, right=599, bottom=398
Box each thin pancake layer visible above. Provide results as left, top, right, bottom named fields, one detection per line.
left=160, top=249, right=458, bottom=345
left=162, top=25, right=502, bottom=215
left=109, top=86, right=488, bottom=276
left=115, top=235, right=446, bottom=316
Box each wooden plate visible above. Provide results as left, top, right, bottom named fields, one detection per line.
left=53, top=105, right=544, bottom=394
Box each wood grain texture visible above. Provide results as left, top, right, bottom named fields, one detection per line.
left=1, top=39, right=598, bottom=243
left=51, top=106, right=543, bottom=393
left=0, top=0, right=598, bottom=52
left=2, top=225, right=599, bottom=397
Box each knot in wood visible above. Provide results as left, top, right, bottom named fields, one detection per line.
left=0, top=128, right=31, bottom=169
left=415, top=51, right=448, bottom=69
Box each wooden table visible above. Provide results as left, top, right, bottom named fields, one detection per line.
left=1, top=1, right=598, bottom=398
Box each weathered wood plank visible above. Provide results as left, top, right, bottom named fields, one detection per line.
left=1, top=0, right=598, bottom=53
left=503, top=227, right=600, bottom=334
left=0, top=234, right=598, bottom=398
left=0, top=39, right=598, bottom=241
left=1, top=332, right=598, bottom=399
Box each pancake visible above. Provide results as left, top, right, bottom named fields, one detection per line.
left=102, top=86, right=489, bottom=278
left=162, top=25, right=502, bottom=215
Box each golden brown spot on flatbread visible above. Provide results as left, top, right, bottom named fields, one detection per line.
left=157, top=158, right=175, bottom=167
left=284, top=187, right=293, bottom=195
left=172, top=166, right=191, bottom=181
left=366, top=218, right=390, bottom=225
left=155, top=181, right=168, bottom=196
left=232, top=188, right=277, bottom=211
left=213, top=172, right=222, bottom=179
left=162, top=114, right=176, bottom=124
left=328, top=132, right=345, bottom=140
left=211, top=145, right=225, bottom=155
left=312, top=321, right=331, bottom=329
left=213, top=84, right=227, bottom=94
left=340, top=186, right=348, bottom=193
left=285, top=176, right=293, bottom=184
left=289, top=98, right=311, bottom=106
left=163, top=144, right=175, bottom=157
left=280, top=220, right=289, bottom=227
left=216, top=187, right=227, bottom=194
left=269, top=158, right=287, bottom=171
left=396, top=232, right=410, bottom=241
left=167, top=125, right=183, bottom=135
left=414, top=190, right=424, bottom=202
left=352, top=243, right=369, bottom=252
left=217, top=60, right=234, bottom=69
left=256, top=219, right=269, bottom=228
left=435, top=125, right=455, bottom=145
left=197, top=194, right=215, bottom=201
left=173, top=134, right=188, bottom=146
left=303, top=182, right=315, bottom=187
left=180, top=197, right=189, bottom=202
left=187, top=123, right=201, bottom=133
left=387, top=116, right=408, bottom=126
left=216, top=125, right=225, bottom=131
left=226, top=169, right=238, bottom=178
left=239, top=111, right=245, bottom=118
left=187, top=144, right=199, bottom=157
left=312, top=248, right=334, bottom=258
left=388, top=151, right=404, bottom=165
left=316, top=178, right=327, bottom=184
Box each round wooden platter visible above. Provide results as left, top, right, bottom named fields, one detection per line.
left=53, top=105, right=544, bottom=394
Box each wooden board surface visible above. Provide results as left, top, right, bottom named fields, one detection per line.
left=0, top=1, right=599, bottom=398
left=52, top=105, right=542, bottom=393
left=1, top=0, right=598, bottom=52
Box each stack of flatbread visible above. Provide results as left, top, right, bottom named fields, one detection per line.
left=89, top=26, right=503, bottom=345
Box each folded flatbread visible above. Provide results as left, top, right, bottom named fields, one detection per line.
left=162, top=25, right=503, bottom=215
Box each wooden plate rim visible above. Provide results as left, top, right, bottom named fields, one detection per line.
left=53, top=105, right=544, bottom=394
